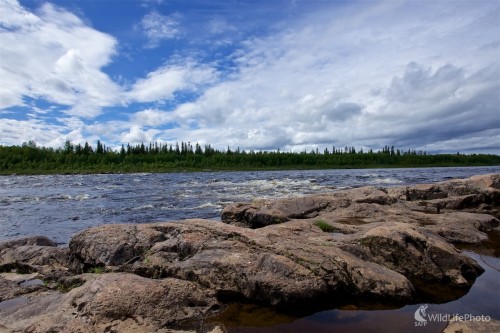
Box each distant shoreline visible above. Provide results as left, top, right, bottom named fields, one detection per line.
left=1, top=143, right=499, bottom=175
left=2, top=163, right=500, bottom=176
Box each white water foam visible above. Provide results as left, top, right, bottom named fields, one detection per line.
left=193, top=202, right=221, bottom=209
left=132, top=204, right=154, bottom=210
left=373, top=178, right=404, bottom=184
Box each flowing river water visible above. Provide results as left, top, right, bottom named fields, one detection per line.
left=1, top=166, right=499, bottom=332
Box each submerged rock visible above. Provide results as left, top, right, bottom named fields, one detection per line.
left=0, top=173, right=498, bottom=332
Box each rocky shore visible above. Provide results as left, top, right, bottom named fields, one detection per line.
left=1, top=173, right=499, bottom=332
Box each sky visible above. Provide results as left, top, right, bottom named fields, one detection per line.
left=0, top=0, right=499, bottom=154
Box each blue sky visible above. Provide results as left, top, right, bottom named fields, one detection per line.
left=1, top=0, right=499, bottom=153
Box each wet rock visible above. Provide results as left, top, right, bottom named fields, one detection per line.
left=405, top=184, right=449, bottom=201
left=219, top=203, right=290, bottom=228
left=424, top=212, right=499, bottom=244
left=0, top=236, right=55, bottom=249
left=392, top=173, right=500, bottom=217
left=214, top=174, right=500, bottom=304
left=0, top=236, right=69, bottom=269
left=64, top=273, right=219, bottom=330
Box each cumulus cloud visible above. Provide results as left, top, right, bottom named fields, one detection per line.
left=127, top=61, right=217, bottom=103
left=420, top=129, right=500, bottom=154
left=121, top=125, right=160, bottom=145
left=0, top=0, right=121, bottom=117
left=386, top=62, right=466, bottom=104
left=362, top=62, right=500, bottom=148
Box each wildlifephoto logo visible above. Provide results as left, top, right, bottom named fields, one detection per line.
left=414, top=304, right=429, bottom=324
left=414, top=304, right=491, bottom=327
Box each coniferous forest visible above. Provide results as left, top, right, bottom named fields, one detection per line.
left=0, top=140, right=499, bottom=175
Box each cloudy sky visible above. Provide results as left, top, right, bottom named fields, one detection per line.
left=1, top=0, right=499, bottom=153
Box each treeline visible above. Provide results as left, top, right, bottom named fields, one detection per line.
left=0, top=140, right=499, bottom=174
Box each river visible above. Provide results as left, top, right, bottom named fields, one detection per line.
left=1, top=166, right=499, bottom=332
left=1, top=166, right=499, bottom=245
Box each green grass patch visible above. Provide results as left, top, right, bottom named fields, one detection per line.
left=87, top=266, right=105, bottom=274
left=314, top=219, right=335, bottom=232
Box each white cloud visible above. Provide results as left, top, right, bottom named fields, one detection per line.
left=0, top=0, right=121, bottom=117
left=155, top=0, right=500, bottom=153
left=131, top=108, right=174, bottom=127
left=0, top=118, right=69, bottom=147
left=121, top=125, right=160, bottom=145
left=139, top=10, right=180, bottom=48
left=418, top=129, right=500, bottom=155
left=128, top=61, right=217, bottom=103
left=0, top=0, right=41, bottom=29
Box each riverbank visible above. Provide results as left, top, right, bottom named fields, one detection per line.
left=0, top=174, right=499, bottom=332
left=4, top=163, right=500, bottom=176
left=2, top=161, right=500, bottom=176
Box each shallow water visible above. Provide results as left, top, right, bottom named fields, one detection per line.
left=1, top=166, right=499, bottom=245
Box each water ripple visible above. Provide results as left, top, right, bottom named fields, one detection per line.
left=0, top=166, right=499, bottom=245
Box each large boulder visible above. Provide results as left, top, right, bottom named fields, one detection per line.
left=69, top=219, right=415, bottom=308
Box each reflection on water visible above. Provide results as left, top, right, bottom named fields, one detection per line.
left=209, top=303, right=297, bottom=328
left=0, top=296, right=28, bottom=311
left=455, top=230, right=500, bottom=258
left=211, top=241, right=500, bottom=333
